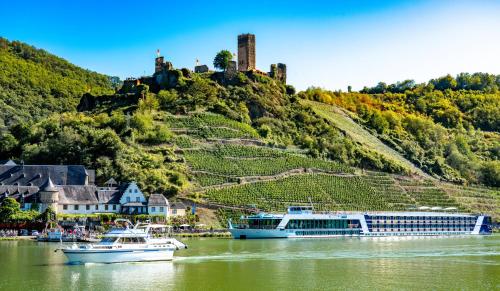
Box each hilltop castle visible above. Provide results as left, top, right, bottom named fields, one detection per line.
left=121, top=33, right=287, bottom=93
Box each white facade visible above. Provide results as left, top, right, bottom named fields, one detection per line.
left=119, top=182, right=147, bottom=205
left=148, top=205, right=169, bottom=217
left=58, top=204, right=121, bottom=214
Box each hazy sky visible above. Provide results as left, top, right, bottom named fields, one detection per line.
left=1, top=0, right=499, bottom=90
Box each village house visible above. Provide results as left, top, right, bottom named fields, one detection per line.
left=0, top=161, right=185, bottom=218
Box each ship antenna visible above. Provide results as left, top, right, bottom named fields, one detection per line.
left=308, top=197, right=315, bottom=211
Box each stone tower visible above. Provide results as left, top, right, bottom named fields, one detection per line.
left=155, top=56, right=165, bottom=74
left=238, top=34, right=256, bottom=72
left=39, top=177, right=59, bottom=214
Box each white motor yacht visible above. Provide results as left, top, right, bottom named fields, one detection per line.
left=61, top=219, right=186, bottom=264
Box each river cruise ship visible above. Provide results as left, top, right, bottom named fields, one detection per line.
left=228, top=206, right=493, bottom=239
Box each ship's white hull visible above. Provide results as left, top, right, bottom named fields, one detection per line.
left=229, top=228, right=480, bottom=239
left=63, top=248, right=175, bottom=264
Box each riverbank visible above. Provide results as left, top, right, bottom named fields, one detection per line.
left=172, top=232, right=231, bottom=238
left=0, top=233, right=232, bottom=241
left=0, top=236, right=36, bottom=241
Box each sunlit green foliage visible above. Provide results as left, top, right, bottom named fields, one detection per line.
left=0, top=38, right=115, bottom=125
left=299, top=77, right=500, bottom=186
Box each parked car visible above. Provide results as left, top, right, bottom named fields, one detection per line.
left=30, top=230, right=39, bottom=236
left=19, top=229, right=29, bottom=236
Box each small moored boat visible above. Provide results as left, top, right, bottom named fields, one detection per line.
left=60, top=219, right=186, bottom=264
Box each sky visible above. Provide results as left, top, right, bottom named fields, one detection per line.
left=1, top=0, right=499, bottom=91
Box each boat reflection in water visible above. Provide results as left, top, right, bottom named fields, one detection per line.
left=60, top=219, right=187, bottom=264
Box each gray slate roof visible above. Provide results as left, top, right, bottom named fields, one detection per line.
left=96, top=187, right=122, bottom=204
left=0, top=186, right=39, bottom=203
left=58, top=185, right=99, bottom=205
left=170, top=201, right=186, bottom=209
left=40, top=177, right=58, bottom=192
left=0, top=165, right=95, bottom=187
left=148, top=194, right=168, bottom=206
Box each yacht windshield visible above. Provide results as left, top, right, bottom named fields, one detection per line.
left=100, top=237, right=119, bottom=243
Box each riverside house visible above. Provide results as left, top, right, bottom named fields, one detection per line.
left=0, top=161, right=184, bottom=218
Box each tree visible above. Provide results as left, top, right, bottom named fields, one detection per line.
left=213, top=50, right=233, bottom=71
left=39, top=206, right=56, bottom=223
left=480, top=161, right=500, bottom=187
left=0, top=198, right=21, bottom=222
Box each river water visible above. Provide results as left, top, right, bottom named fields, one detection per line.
left=0, top=236, right=498, bottom=290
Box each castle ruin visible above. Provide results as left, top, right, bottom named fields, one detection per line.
left=120, top=33, right=286, bottom=94
left=238, top=34, right=256, bottom=72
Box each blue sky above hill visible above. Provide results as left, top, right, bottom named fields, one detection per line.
left=1, top=0, right=499, bottom=90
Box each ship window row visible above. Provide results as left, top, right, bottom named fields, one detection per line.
left=371, top=227, right=474, bottom=232
left=295, top=229, right=361, bottom=236
left=368, top=216, right=476, bottom=222
left=368, top=223, right=475, bottom=228
left=285, top=219, right=360, bottom=229
left=245, top=218, right=282, bottom=229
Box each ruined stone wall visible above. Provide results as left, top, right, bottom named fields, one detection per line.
left=268, top=63, right=287, bottom=84
left=155, top=56, right=164, bottom=73
left=195, top=65, right=209, bottom=73
left=225, top=61, right=238, bottom=79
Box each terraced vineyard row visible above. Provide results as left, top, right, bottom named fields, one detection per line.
left=438, top=183, right=500, bottom=219
left=163, top=112, right=259, bottom=139
left=204, top=174, right=406, bottom=212
left=202, top=171, right=488, bottom=213
left=185, top=148, right=353, bottom=177
left=193, top=172, right=239, bottom=187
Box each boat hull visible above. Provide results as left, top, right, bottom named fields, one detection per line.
left=62, top=248, right=175, bottom=264
left=229, top=228, right=289, bottom=239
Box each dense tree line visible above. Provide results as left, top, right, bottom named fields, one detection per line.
left=300, top=80, right=500, bottom=186
left=361, top=73, right=500, bottom=94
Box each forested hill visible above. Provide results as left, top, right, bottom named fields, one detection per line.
left=0, top=39, right=498, bottom=223
left=0, top=37, right=116, bottom=126
left=300, top=74, right=500, bottom=187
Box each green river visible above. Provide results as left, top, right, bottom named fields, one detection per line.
left=0, top=236, right=498, bottom=290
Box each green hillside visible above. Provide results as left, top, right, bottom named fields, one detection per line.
left=0, top=39, right=498, bottom=223
left=0, top=37, right=116, bottom=126
left=301, top=99, right=424, bottom=175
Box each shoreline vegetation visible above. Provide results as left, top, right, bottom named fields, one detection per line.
left=0, top=232, right=233, bottom=241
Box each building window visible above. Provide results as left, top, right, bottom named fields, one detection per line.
left=113, top=204, right=116, bottom=210
left=86, top=205, right=90, bottom=210
left=160, top=207, right=164, bottom=212
left=129, top=189, right=132, bottom=193
left=136, top=197, right=140, bottom=202
left=63, top=205, right=68, bottom=210
left=74, top=205, right=79, bottom=210
left=105, top=205, right=109, bottom=211
left=152, top=207, right=156, bottom=212
left=127, top=197, right=130, bottom=203
left=134, top=189, right=138, bottom=193
left=95, top=205, right=98, bottom=210
left=173, top=209, right=177, bottom=215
